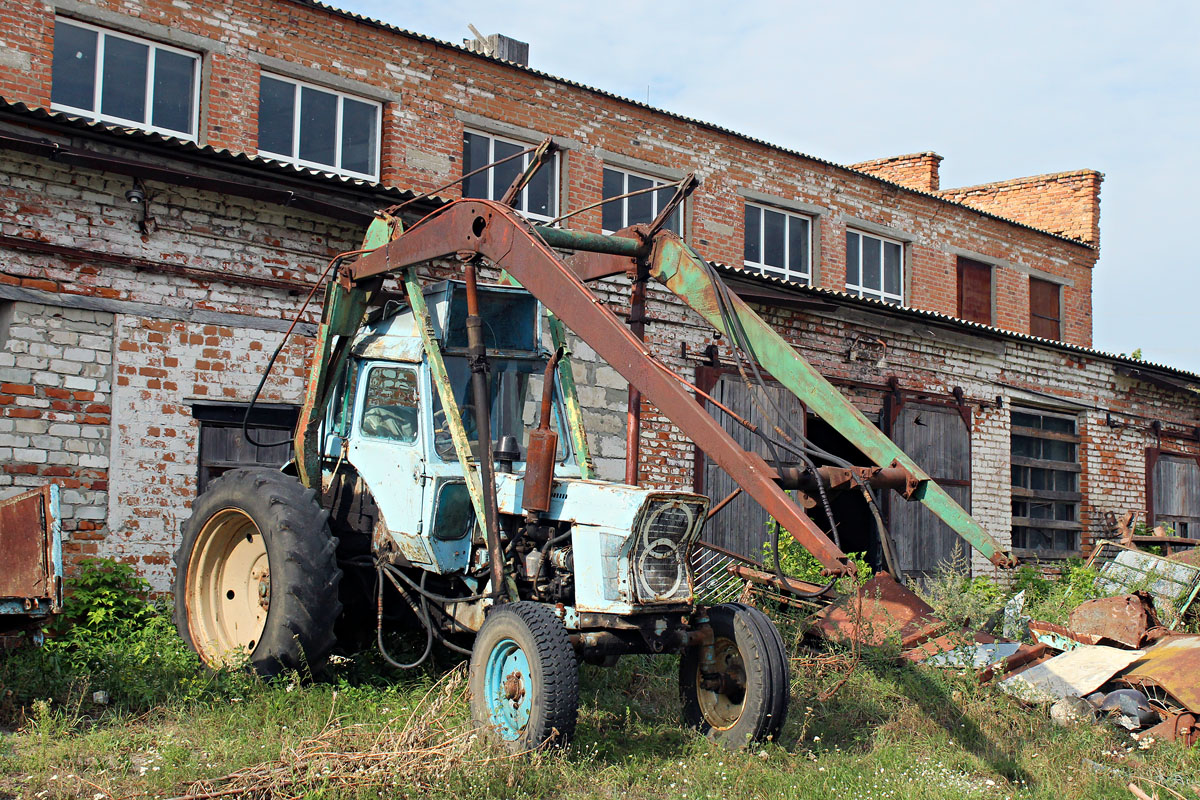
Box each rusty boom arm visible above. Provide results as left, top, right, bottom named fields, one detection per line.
left=312, top=198, right=1013, bottom=575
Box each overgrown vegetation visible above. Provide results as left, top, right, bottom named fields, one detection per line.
left=916, top=549, right=1106, bottom=634
left=763, top=517, right=873, bottom=591
left=2, top=557, right=1198, bottom=799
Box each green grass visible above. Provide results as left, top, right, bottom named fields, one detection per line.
left=2, top=607, right=1198, bottom=800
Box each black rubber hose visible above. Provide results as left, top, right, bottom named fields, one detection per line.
left=376, top=565, right=433, bottom=670
left=382, top=562, right=486, bottom=604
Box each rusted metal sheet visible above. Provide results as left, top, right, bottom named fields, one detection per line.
left=0, top=486, right=56, bottom=601
left=1087, top=542, right=1200, bottom=629
left=1118, top=635, right=1200, bottom=713
left=1066, top=593, right=1160, bottom=649
left=1136, top=711, right=1197, bottom=746
left=1028, top=620, right=1107, bottom=651
left=810, top=572, right=944, bottom=647
left=998, top=645, right=1146, bottom=704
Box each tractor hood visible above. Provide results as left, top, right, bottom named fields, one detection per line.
left=494, top=472, right=711, bottom=612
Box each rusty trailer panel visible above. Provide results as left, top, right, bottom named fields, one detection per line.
left=0, top=485, right=63, bottom=619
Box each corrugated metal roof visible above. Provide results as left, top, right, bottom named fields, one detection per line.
left=0, top=98, right=448, bottom=205
left=289, top=0, right=1096, bottom=251
left=713, top=262, right=1200, bottom=386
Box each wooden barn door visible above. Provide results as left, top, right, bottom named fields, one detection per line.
left=889, top=403, right=972, bottom=585
left=696, top=369, right=806, bottom=561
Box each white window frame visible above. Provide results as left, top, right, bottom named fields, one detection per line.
left=461, top=129, right=560, bottom=223
left=845, top=229, right=905, bottom=305
left=743, top=201, right=812, bottom=285
left=257, top=72, right=382, bottom=181
left=50, top=17, right=202, bottom=141
left=601, top=166, right=684, bottom=235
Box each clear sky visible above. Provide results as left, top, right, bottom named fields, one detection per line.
left=341, top=0, right=1200, bottom=374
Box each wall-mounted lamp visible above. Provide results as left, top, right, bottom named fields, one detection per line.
left=124, top=179, right=153, bottom=235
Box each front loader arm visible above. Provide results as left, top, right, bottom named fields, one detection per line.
left=347, top=200, right=856, bottom=576
left=645, top=236, right=1015, bottom=568
left=293, top=217, right=395, bottom=489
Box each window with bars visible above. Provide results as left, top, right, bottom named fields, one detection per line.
left=845, top=230, right=903, bottom=304
left=50, top=17, right=200, bottom=140
left=193, top=404, right=298, bottom=494
left=601, top=167, right=683, bottom=235
left=1011, top=408, right=1082, bottom=552
left=1029, top=278, right=1062, bottom=340
left=1148, top=450, right=1200, bottom=539
left=257, top=74, right=381, bottom=180
left=461, top=130, right=559, bottom=221
left=743, top=202, right=811, bottom=284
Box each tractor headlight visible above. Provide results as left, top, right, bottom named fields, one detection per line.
left=630, top=497, right=707, bottom=603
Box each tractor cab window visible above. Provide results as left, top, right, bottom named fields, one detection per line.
left=432, top=356, right=570, bottom=463
left=359, top=365, right=419, bottom=444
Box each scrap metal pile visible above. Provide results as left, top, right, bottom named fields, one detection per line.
left=693, top=539, right=1200, bottom=747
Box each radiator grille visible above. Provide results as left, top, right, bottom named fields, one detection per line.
left=632, top=499, right=703, bottom=603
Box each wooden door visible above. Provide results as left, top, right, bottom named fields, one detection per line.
left=698, top=371, right=806, bottom=561
left=889, top=403, right=972, bottom=585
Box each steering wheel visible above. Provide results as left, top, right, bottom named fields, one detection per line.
left=432, top=404, right=475, bottom=454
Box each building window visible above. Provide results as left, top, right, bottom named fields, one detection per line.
left=257, top=74, right=381, bottom=180
left=743, top=203, right=811, bottom=285
left=601, top=167, right=683, bottom=235
left=462, top=130, right=558, bottom=221
left=1029, top=278, right=1062, bottom=340
left=193, top=404, right=298, bottom=494
left=50, top=17, right=200, bottom=140
left=1011, top=408, right=1081, bottom=552
left=845, top=230, right=903, bottom=304
left=957, top=257, right=992, bottom=325
left=1148, top=451, right=1200, bottom=539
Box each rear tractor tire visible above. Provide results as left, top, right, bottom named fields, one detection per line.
left=680, top=603, right=790, bottom=747
left=468, top=602, right=579, bottom=752
left=172, top=468, right=342, bottom=677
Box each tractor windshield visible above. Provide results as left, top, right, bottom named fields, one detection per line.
left=431, top=356, right=572, bottom=464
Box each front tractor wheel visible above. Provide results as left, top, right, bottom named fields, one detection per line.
left=680, top=603, right=790, bottom=747
left=468, top=602, right=579, bottom=752
left=172, top=468, right=342, bottom=676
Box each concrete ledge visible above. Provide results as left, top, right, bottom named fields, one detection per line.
left=55, top=0, right=228, bottom=54
left=454, top=110, right=581, bottom=150
left=0, top=285, right=316, bottom=337
left=250, top=52, right=402, bottom=105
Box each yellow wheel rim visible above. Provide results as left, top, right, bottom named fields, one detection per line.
left=185, top=508, right=270, bottom=666
left=696, top=637, right=747, bottom=730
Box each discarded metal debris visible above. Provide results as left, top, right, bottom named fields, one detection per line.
left=1095, top=688, right=1158, bottom=731
left=1087, top=542, right=1200, bottom=628
left=810, top=572, right=943, bottom=648
left=1066, top=593, right=1162, bottom=649
left=997, top=645, right=1146, bottom=704
left=1118, top=635, right=1200, bottom=715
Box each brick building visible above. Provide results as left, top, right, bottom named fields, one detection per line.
left=0, top=0, right=1195, bottom=590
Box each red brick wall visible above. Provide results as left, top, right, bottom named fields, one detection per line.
left=0, top=0, right=1100, bottom=346
left=938, top=170, right=1103, bottom=247
left=851, top=152, right=943, bottom=192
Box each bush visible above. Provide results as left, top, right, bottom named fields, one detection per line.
left=0, top=558, right=251, bottom=723
left=762, top=517, right=873, bottom=592
left=48, top=557, right=153, bottom=636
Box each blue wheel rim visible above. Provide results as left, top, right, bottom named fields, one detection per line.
left=484, top=637, right=532, bottom=741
